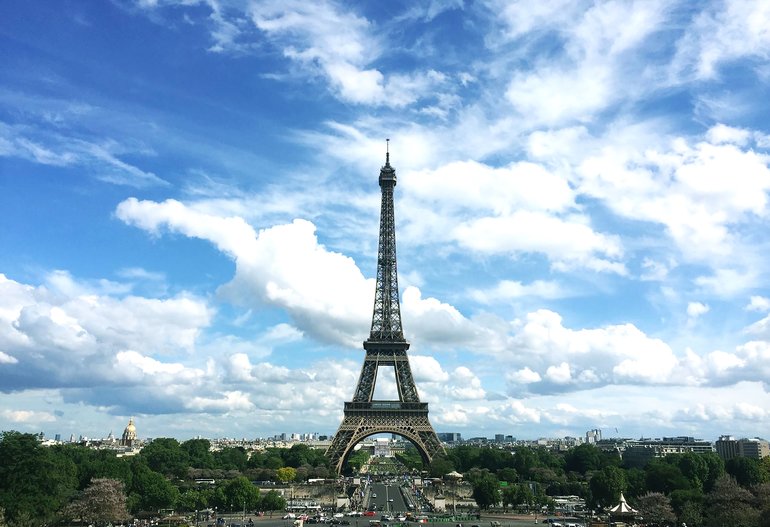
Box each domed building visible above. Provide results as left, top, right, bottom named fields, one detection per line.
left=120, top=417, right=137, bottom=447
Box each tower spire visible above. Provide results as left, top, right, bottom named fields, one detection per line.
left=370, top=139, right=403, bottom=341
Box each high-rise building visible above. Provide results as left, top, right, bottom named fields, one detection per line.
left=586, top=429, right=602, bottom=444
left=717, top=435, right=770, bottom=460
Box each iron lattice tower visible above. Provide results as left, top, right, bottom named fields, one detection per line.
left=326, top=145, right=444, bottom=473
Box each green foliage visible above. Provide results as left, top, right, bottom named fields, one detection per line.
left=259, top=490, right=286, bottom=512
left=588, top=465, right=626, bottom=509
left=58, top=445, right=133, bottom=490
left=468, top=470, right=500, bottom=510
left=496, top=467, right=519, bottom=484
left=139, top=438, right=189, bottom=478
left=221, top=477, right=260, bottom=512
left=564, top=444, right=602, bottom=475
left=182, top=439, right=214, bottom=469
left=129, top=461, right=179, bottom=512
left=428, top=455, right=455, bottom=478
left=213, top=447, right=248, bottom=471
left=500, top=483, right=533, bottom=511
left=726, top=456, right=767, bottom=487
left=275, top=467, right=297, bottom=483
left=346, top=450, right=370, bottom=473
left=395, top=448, right=424, bottom=472
left=678, top=500, right=703, bottom=527
left=644, top=458, right=691, bottom=495
left=0, top=431, right=78, bottom=523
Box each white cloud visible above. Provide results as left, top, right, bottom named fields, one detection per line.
left=453, top=212, right=625, bottom=274
left=0, top=123, right=166, bottom=187
left=673, top=0, right=770, bottom=80
left=687, top=302, right=709, bottom=318
left=1, top=409, right=56, bottom=423
left=0, top=351, right=17, bottom=364
left=469, top=279, right=567, bottom=304
left=507, top=367, right=541, bottom=384
left=746, top=296, right=770, bottom=312
left=545, top=362, right=572, bottom=384
left=503, top=1, right=667, bottom=126
left=247, top=0, right=447, bottom=106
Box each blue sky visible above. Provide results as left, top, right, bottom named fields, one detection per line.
left=2, top=0, right=770, bottom=443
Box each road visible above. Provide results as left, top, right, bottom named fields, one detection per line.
left=366, top=483, right=408, bottom=516
left=209, top=515, right=550, bottom=527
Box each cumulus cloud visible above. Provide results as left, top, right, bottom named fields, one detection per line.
left=746, top=296, right=770, bottom=312
left=687, top=302, right=709, bottom=319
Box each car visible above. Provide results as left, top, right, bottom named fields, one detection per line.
left=283, top=514, right=296, bottom=520
left=363, top=512, right=376, bottom=517
left=388, top=499, right=394, bottom=503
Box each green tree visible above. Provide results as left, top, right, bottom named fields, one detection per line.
left=500, top=487, right=517, bottom=511
left=182, top=439, right=214, bottom=469
left=428, top=455, right=455, bottom=478
left=63, top=478, right=129, bottom=525
left=496, top=468, right=518, bottom=484
left=678, top=500, right=703, bottom=527
left=260, top=490, right=286, bottom=512
left=510, top=447, right=537, bottom=477
left=449, top=446, right=481, bottom=472
left=726, top=456, right=766, bottom=487
left=469, top=471, right=500, bottom=510
left=0, top=431, right=78, bottom=523
left=275, top=467, right=297, bottom=483
left=177, top=488, right=209, bottom=512
left=139, top=438, right=189, bottom=478
left=564, top=444, right=601, bottom=475
left=635, top=492, right=675, bottom=526
left=346, top=450, right=370, bottom=473
left=129, top=463, right=179, bottom=512
left=588, top=465, right=626, bottom=509
left=645, top=458, right=691, bottom=494
left=222, top=477, right=260, bottom=512
left=213, top=447, right=248, bottom=471
left=60, top=446, right=133, bottom=490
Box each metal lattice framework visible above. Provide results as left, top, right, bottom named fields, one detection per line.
left=327, top=147, right=444, bottom=474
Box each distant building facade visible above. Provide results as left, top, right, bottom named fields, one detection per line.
left=716, top=435, right=770, bottom=460
left=438, top=432, right=463, bottom=443
left=120, top=417, right=137, bottom=447
left=586, top=429, right=602, bottom=444
left=622, top=436, right=714, bottom=467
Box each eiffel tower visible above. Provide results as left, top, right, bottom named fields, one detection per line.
left=326, top=142, right=444, bottom=474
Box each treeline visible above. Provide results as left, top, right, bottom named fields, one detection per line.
left=4, top=430, right=770, bottom=527
left=396, top=443, right=770, bottom=526
left=0, top=432, right=331, bottom=526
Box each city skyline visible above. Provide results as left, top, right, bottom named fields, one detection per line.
left=2, top=1, right=770, bottom=442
